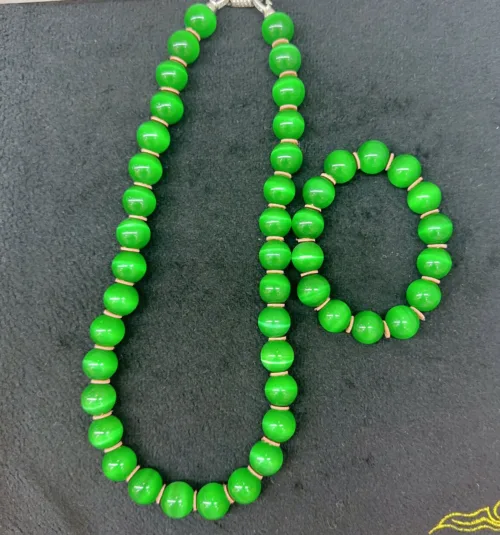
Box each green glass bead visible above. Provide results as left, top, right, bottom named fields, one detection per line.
left=260, top=273, right=291, bottom=304
left=116, top=218, right=151, bottom=249
left=122, top=186, right=157, bottom=218
left=406, top=279, right=442, bottom=312
left=258, top=307, right=291, bottom=338
left=88, top=415, right=124, bottom=450
left=197, top=483, right=230, bottom=521
left=89, top=315, right=125, bottom=347
left=111, top=251, right=147, bottom=283
left=418, top=214, right=453, bottom=244
left=318, top=299, right=352, bottom=333
left=167, top=30, right=200, bottom=65
left=260, top=340, right=294, bottom=372
left=259, top=207, right=292, bottom=237
left=291, top=208, right=324, bottom=239
left=82, top=348, right=118, bottom=380
left=303, top=176, right=336, bottom=209
left=81, top=383, right=116, bottom=416
left=161, top=481, right=194, bottom=519
left=357, top=140, right=390, bottom=175
left=385, top=305, right=420, bottom=340
left=263, top=175, right=296, bottom=205
left=262, top=409, right=296, bottom=443
left=184, top=3, right=217, bottom=39
left=352, top=311, right=384, bottom=345
left=387, top=154, right=422, bottom=188
left=249, top=441, right=283, bottom=476
left=265, top=374, right=298, bottom=406
left=269, top=44, right=301, bottom=76
left=156, top=60, right=188, bottom=92
left=262, top=12, right=294, bottom=45
left=297, top=274, right=330, bottom=308
left=272, top=110, right=305, bottom=140
left=128, top=468, right=163, bottom=506
left=136, top=121, right=171, bottom=154
left=259, top=241, right=291, bottom=270
left=416, top=248, right=452, bottom=279
left=102, top=446, right=137, bottom=482
left=103, top=283, right=139, bottom=316
left=324, top=150, right=357, bottom=184
left=270, top=142, right=303, bottom=174
left=228, top=467, right=261, bottom=505
left=150, top=92, right=184, bottom=125
left=407, top=182, right=442, bottom=214
left=272, top=76, right=305, bottom=107
left=291, top=241, right=324, bottom=273
left=128, top=153, right=163, bottom=186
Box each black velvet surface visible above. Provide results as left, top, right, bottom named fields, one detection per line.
left=2, top=1, right=500, bottom=533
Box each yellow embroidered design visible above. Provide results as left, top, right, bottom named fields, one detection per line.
left=430, top=501, right=500, bottom=533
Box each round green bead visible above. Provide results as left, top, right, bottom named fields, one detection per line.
left=260, top=340, right=294, bottom=372
left=156, top=60, right=188, bottom=92
left=272, top=76, right=305, bottom=107
left=407, top=182, right=442, bottom=214
left=291, top=208, right=324, bottom=239
left=387, top=154, right=422, bottom=188
left=136, top=120, right=170, bottom=154
left=385, top=305, right=420, bottom=340
left=259, top=241, right=291, bottom=270
left=184, top=3, right=217, bottom=39
left=167, top=30, right=200, bottom=64
left=318, top=299, right=352, bottom=333
left=262, top=409, right=296, bottom=443
left=406, top=279, right=442, bottom=312
left=324, top=150, right=357, bottom=184
left=352, top=311, right=384, bottom=345
left=197, top=483, right=230, bottom=521
left=122, top=186, right=157, bottom=218
left=150, top=92, right=184, bottom=125
left=265, top=374, right=298, bottom=406
left=269, top=43, right=301, bottom=76
left=270, top=142, right=303, bottom=174
left=89, top=315, right=125, bottom=347
left=82, top=348, right=118, bottom=380
left=258, top=307, right=291, bottom=338
left=88, top=415, right=123, bottom=450
left=357, top=140, right=390, bottom=175
left=128, top=468, right=163, bottom=506
left=262, top=12, right=294, bottom=45
left=291, top=241, right=324, bottom=272
left=259, top=207, right=292, bottom=237
left=303, top=176, right=336, bottom=209
left=111, top=251, right=147, bottom=283
left=81, top=383, right=116, bottom=416
left=160, top=481, right=194, bottom=519
left=128, top=153, right=163, bottom=186
left=103, top=283, right=139, bottom=316
left=249, top=441, right=283, bottom=476
left=102, top=446, right=137, bottom=482
left=416, top=248, right=452, bottom=279
left=263, top=175, right=296, bottom=205
left=272, top=110, right=305, bottom=140
left=297, top=274, right=330, bottom=308
left=418, top=213, right=453, bottom=244
left=228, top=467, right=261, bottom=505
left=259, top=273, right=291, bottom=303
left=116, top=218, right=151, bottom=249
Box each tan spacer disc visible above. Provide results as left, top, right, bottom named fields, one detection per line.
left=410, top=306, right=426, bottom=321
left=93, top=411, right=113, bottom=420
left=353, top=152, right=361, bottom=170
left=301, top=270, right=319, bottom=277
left=94, top=344, right=115, bottom=351
left=193, top=490, right=198, bottom=512
left=223, top=484, right=235, bottom=504
left=266, top=236, right=285, bottom=242
left=262, top=436, right=281, bottom=447
left=104, top=441, right=123, bottom=454
left=115, top=278, right=135, bottom=287
left=269, top=336, right=287, bottom=341
left=420, top=209, right=440, bottom=219
left=281, top=138, right=299, bottom=145
left=315, top=297, right=331, bottom=312
left=270, top=405, right=290, bottom=411
left=151, top=116, right=169, bottom=128
left=186, top=27, right=201, bottom=41
left=279, top=70, right=298, bottom=78
left=280, top=104, right=298, bottom=111
left=296, top=238, right=315, bottom=243
left=268, top=303, right=286, bottom=308
left=272, top=38, right=289, bottom=48
left=385, top=153, right=395, bottom=171
left=170, top=55, right=187, bottom=67
left=274, top=171, right=292, bottom=178
left=268, top=203, right=287, bottom=209
left=159, top=86, right=180, bottom=95
left=120, top=247, right=140, bottom=253
left=422, top=276, right=441, bottom=284
left=270, top=371, right=289, bottom=377
left=125, top=465, right=141, bottom=482
left=141, top=148, right=160, bottom=158
left=383, top=321, right=391, bottom=339
left=305, top=204, right=321, bottom=212
left=91, top=379, right=111, bottom=385
left=427, top=243, right=448, bottom=249
left=266, top=270, right=284, bottom=274
left=133, top=181, right=153, bottom=190
left=129, top=214, right=148, bottom=222
left=407, top=177, right=423, bottom=191
left=247, top=466, right=264, bottom=480
left=104, top=310, right=122, bottom=319
left=345, top=315, right=355, bottom=334
left=156, top=484, right=166, bottom=505
left=321, top=173, right=336, bottom=186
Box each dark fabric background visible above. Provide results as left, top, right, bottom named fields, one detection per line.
left=1, top=0, right=500, bottom=534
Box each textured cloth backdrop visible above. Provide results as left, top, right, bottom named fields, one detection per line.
left=1, top=1, right=500, bottom=534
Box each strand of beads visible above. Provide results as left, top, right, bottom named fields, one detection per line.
left=81, top=4, right=301, bottom=521
left=291, top=140, right=453, bottom=344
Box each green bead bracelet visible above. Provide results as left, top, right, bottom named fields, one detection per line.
left=292, top=141, right=453, bottom=344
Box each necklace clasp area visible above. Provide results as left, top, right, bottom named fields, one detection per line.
left=207, top=0, right=275, bottom=17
